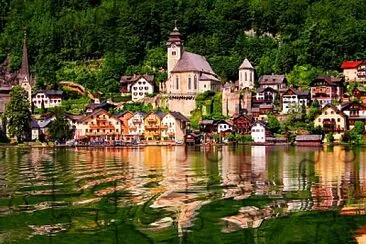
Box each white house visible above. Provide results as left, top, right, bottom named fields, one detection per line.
left=161, top=111, right=188, bottom=142
left=281, top=87, right=310, bottom=114
left=31, top=118, right=52, bottom=140
left=127, top=112, right=146, bottom=139
left=130, top=75, right=154, bottom=102
left=32, top=90, right=63, bottom=109
left=251, top=121, right=268, bottom=143
left=216, top=120, right=233, bottom=133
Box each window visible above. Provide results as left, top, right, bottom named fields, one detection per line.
left=245, top=72, right=247, bottom=81
left=188, top=77, right=191, bottom=90
left=172, top=51, right=176, bottom=56
left=194, top=75, right=197, bottom=89
left=337, top=118, right=340, bottom=122
left=240, top=73, right=242, bottom=81
left=134, top=87, right=137, bottom=90
left=204, top=84, right=206, bottom=88
left=249, top=72, right=252, bottom=82
left=145, top=86, right=149, bottom=90
left=176, top=76, right=179, bottom=89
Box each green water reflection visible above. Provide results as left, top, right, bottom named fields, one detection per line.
left=0, top=145, right=366, bottom=243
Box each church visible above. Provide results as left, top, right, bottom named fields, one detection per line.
left=165, top=26, right=221, bottom=117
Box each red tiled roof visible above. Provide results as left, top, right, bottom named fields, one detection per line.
left=341, top=61, right=364, bottom=69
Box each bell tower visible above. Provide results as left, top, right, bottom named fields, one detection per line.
left=18, top=31, right=32, bottom=105
left=238, top=58, right=255, bottom=89
left=166, top=24, right=183, bottom=77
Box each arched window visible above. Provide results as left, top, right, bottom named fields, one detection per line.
left=188, top=77, right=191, bottom=90
left=194, top=75, right=197, bottom=90
left=250, top=72, right=252, bottom=82
left=240, top=72, right=242, bottom=82
left=176, top=76, right=179, bottom=90
left=245, top=72, right=247, bottom=81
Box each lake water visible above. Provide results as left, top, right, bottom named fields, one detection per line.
left=1, top=145, right=366, bottom=243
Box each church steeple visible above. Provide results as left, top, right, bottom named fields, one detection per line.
left=18, top=31, right=30, bottom=84
left=167, top=24, right=183, bottom=76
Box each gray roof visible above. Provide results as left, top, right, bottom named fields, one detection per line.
left=256, top=87, right=276, bottom=93
left=171, top=51, right=217, bottom=76
left=239, top=58, right=254, bottom=69
left=200, top=120, right=214, bottom=125
left=33, top=90, right=63, bottom=97
left=258, top=75, right=286, bottom=85
left=31, top=119, right=52, bottom=129
left=199, top=73, right=219, bottom=82
left=170, top=111, right=189, bottom=122
left=296, top=135, right=322, bottom=141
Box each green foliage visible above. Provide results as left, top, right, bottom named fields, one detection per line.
left=111, top=94, right=131, bottom=103
left=122, top=102, right=153, bottom=113
left=287, top=65, right=325, bottom=87
left=325, top=133, right=334, bottom=143
left=267, top=113, right=281, bottom=134
left=48, top=107, right=73, bottom=143
left=343, top=121, right=365, bottom=144
left=60, top=96, right=91, bottom=115
left=4, top=86, right=31, bottom=142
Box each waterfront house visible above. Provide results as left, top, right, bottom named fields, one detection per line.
left=31, top=118, right=52, bottom=141
left=340, top=101, right=366, bottom=130
left=127, top=112, right=146, bottom=141
left=144, top=111, right=165, bottom=141
left=281, top=87, right=310, bottom=114
left=165, top=26, right=221, bottom=117
left=116, top=111, right=134, bottom=137
left=258, top=74, right=287, bottom=91
left=232, top=114, right=254, bottom=134
left=75, top=109, right=122, bottom=142
left=216, top=120, right=233, bottom=134
left=310, top=75, right=344, bottom=107
left=341, top=61, right=366, bottom=82
left=32, top=90, right=63, bottom=109
left=314, top=104, right=347, bottom=140
left=251, top=120, right=269, bottom=143
left=161, top=111, right=188, bottom=142
left=295, top=135, right=323, bottom=146
left=199, top=120, right=217, bottom=134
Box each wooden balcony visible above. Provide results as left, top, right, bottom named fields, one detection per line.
left=147, top=118, right=157, bottom=123
left=89, top=125, right=115, bottom=130
left=145, top=125, right=160, bottom=130
left=133, top=119, right=142, bottom=124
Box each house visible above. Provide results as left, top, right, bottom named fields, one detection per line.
left=251, top=104, right=275, bottom=119
left=85, top=101, right=116, bottom=114
left=281, top=87, right=310, bottom=114
left=74, top=109, right=122, bottom=142
left=185, top=133, right=200, bottom=145
left=258, top=74, right=287, bottom=91
left=352, top=87, right=366, bottom=103
left=115, top=111, right=134, bottom=136
left=252, top=87, right=277, bottom=107
left=144, top=111, right=165, bottom=141
left=120, top=74, right=155, bottom=101
left=251, top=121, right=269, bottom=143
left=199, top=120, right=217, bottom=134
left=295, top=135, right=323, bottom=146
left=314, top=104, right=347, bottom=140
left=341, top=101, right=366, bottom=130
left=161, top=111, right=188, bottom=142
left=32, top=90, right=63, bottom=109
left=237, top=58, right=255, bottom=89
left=166, top=26, right=221, bottom=117
left=232, top=114, right=254, bottom=134
left=31, top=119, right=52, bottom=141
left=127, top=112, right=146, bottom=141
left=216, top=120, right=233, bottom=134
left=341, top=61, right=366, bottom=82
left=310, top=75, right=344, bottom=107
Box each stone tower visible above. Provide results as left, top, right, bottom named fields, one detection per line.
left=17, top=32, right=32, bottom=105
left=238, top=58, right=255, bottom=89
left=166, top=26, right=183, bottom=77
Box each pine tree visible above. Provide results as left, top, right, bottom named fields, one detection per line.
left=4, top=86, right=31, bottom=143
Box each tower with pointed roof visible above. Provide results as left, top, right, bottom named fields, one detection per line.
left=17, top=32, right=32, bottom=104
left=238, top=58, right=254, bottom=89
left=167, top=25, right=183, bottom=76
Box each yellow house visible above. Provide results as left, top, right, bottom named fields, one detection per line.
left=144, top=111, right=165, bottom=141
left=75, top=109, right=123, bottom=142
left=314, top=104, right=348, bottom=141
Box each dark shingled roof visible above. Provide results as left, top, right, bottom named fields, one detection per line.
left=170, top=111, right=189, bottom=122
left=120, top=74, right=154, bottom=84
left=311, top=75, right=344, bottom=86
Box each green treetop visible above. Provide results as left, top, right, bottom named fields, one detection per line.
left=4, top=85, right=31, bottom=143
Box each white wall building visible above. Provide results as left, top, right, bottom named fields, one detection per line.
left=217, top=120, right=233, bottom=133
left=130, top=76, right=155, bottom=102
left=251, top=121, right=268, bottom=143
left=127, top=112, right=146, bottom=138
left=281, top=88, right=310, bottom=114
left=238, top=58, right=255, bottom=89
left=32, top=90, right=63, bottom=109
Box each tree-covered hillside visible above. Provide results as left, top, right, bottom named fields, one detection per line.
left=0, top=0, right=365, bottom=93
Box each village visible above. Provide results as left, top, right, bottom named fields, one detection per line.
left=1, top=27, right=366, bottom=146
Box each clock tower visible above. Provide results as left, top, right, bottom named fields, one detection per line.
left=166, top=25, right=183, bottom=77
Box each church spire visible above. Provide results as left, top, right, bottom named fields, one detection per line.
left=18, top=31, right=30, bottom=84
